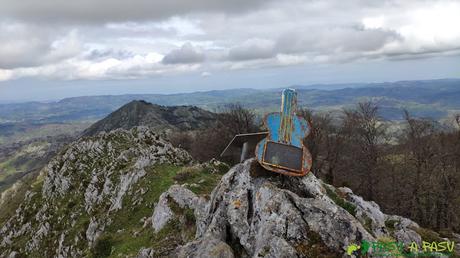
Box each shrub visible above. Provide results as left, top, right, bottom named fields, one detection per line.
left=92, top=235, right=113, bottom=258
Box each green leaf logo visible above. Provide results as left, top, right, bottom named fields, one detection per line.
left=347, top=244, right=360, bottom=255
left=361, top=240, right=371, bottom=254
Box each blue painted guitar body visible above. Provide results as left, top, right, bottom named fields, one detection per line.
left=255, top=89, right=312, bottom=176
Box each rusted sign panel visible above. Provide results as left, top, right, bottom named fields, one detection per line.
left=255, top=89, right=312, bottom=176
left=220, top=132, right=268, bottom=162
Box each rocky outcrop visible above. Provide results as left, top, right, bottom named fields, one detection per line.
left=1, top=131, right=456, bottom=258
left=338, top=187, right=422, bottom=244
left=150, top=159, right=430, bottom=257
left=152, top=185, right=207, bottom=235
left=0, top=127, right=192, bottom=257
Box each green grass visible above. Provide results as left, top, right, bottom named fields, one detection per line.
left=415, top=227, right=444, bottom=243
left=174, top=166, right=226, bottom=195
left=0, top=122, right=90, bottom=145
left=0, top=157, right=226, bottom=257
left=95, top=164, right=224, bottom=258
left=385, top=219, right=398, bottom=235
left=324, top=184, right=357, bottom=217
left=85, top=164, right=181, bottom=257
left=0, top=158, right=34, bottom=181
left=0, top=173, right=41, bottom=227
left=362, top=214, right=374, bottom=237
left=413, top=227, right=458, bottom=256
left=0, top=141, right=49, bottom=183
left=295, top=230, right=338, bottom=258
left=2, top=176, right=45, bottom=255
left=0, top=160, right=16, bottom=181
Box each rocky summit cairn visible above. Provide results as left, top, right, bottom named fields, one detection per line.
left=146, top=159, right=431, bottom=258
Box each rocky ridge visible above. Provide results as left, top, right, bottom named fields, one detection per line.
left=145, top=159, right=445, bottom=258
left=0, top=127, right=193, bottom=257
left=0, top=127, right=458, bottom=257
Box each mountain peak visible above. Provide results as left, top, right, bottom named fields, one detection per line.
left=81, top=100, right=217, bottom=137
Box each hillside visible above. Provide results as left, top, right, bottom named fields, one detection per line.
left=0, top=135, right=73, bottom=193
left=1, top=79, right=460, bottom=127
left=0, top=127, right=227, bottom=257
left=82, top=100, right=217, bottom=137
left=1, top=127, right=457, bottom=257
left=1, top=101, right=217, bottom=199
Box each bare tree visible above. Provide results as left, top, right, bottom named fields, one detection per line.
left=432, top=114, right=460, bottom=230
left=169, top=104, right=460, bottom=232
left=298, top=108, right=344, bottom=184
left=341, top=102, right=387, bottom=200
left=173, top=103, right=260, bottom=162
left=400, top=110, right=437, bottom=223
left=218, top=103, right=259, bottom=136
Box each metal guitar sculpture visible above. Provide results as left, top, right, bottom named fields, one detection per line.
left=255, top=89, right=312, bottom=176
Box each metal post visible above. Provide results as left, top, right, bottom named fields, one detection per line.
left=240, top=141, right=249, bottom=162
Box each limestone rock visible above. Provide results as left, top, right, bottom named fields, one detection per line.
left=167, top=159, right=429, bottom=257
left=338, top=186, right=388, bottom=237
left=176, top=237, right=235, bottom=258
left=385, top=215, right=422, bottom=245
left=0, top=127, right=192, bottom=257
left=152, top=192, right=175, bottom=233
left=137, top=248, right=154, bottom=258
left=2, top=130, right=455, bottom=257
left=152, top=185, right=207, bottom=235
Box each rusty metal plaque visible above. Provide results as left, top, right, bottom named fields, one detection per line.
left=263, top=141, right=303, bottom=171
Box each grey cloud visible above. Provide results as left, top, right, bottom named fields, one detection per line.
left=275, top=26, right=401, bottom=56
left=222, top=27, right=400, bottom=63
left=228, top=39, right=275, bottom=61
left=323, top=27, right=401, bottom=53
left=383, top=46, right=460, bottom=61
left=162, top=43, right=205, bottom=64
left=0, top=23, right=81, bottom=69
left=1, top=0, right=460, bottom=82
left=0, top=38, right=50, bottom=69
left=0, top=0, right=274, bottom=23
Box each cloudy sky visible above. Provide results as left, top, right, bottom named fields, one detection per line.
left=0, top=0, right=459, bottom=102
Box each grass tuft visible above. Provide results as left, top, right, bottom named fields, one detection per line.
left=324, top=184, right=357, bottom=217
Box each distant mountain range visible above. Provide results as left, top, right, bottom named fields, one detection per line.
left=0, top=79, right=459, bottom=126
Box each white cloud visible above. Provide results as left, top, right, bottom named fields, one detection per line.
left=0, top=69, right=13, bottom=81
left=362, top=16, right=385, bottom=30
left=156, top=17, right=205, bottom=37
left=276, top=54, right=308, bottom=66
left=0, top=0, right=459, bottom=81
left=398, top=2, right=460, bottom=49
left=201, top=71, right=211, bottom=77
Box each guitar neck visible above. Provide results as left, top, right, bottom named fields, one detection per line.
left=279, top=89, right=297, bottom=144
